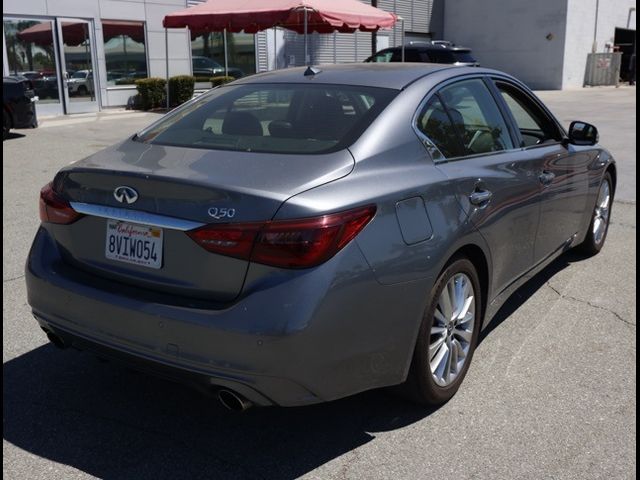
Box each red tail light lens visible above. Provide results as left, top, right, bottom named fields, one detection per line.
left=187, top=205, right=376, bottom=268
left=39, top=182, right=83, bottom=225
left=185, top=223, right=261, bottom=258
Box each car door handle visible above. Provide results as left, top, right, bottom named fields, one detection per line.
left=469, top=190, right=492, bottom=205
left=539, top=171, right=556, bottom=186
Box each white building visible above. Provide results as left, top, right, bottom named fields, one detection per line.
left=444, top=0, right=637, bottom=89
left=3, top=0, right=636, bottom=117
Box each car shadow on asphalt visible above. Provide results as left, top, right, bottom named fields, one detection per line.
left=3, top=132, right=26, bottom=141
left=3, top=250, right=584, bottom=480
left=3, top=344, right=434, bottom=479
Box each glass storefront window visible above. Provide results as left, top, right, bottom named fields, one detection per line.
left=3, top=19, right=60, bottom=104
left=191, top=32, right=255, bottom=79
left=102, top=20, right=147, bottom=86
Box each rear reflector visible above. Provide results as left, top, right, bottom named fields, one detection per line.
left=187, top=205, right=376, bottom=268
left=39, top=182, right=83, bottom=225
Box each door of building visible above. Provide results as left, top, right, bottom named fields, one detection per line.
left=56, top=18, right=99, bottom=114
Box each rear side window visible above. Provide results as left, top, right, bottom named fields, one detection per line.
left=437, top=79, right=514, bottom=155
left=136, top=84, right=397, bottom=154
left=496, top=82, right=563, bottom=147
left=403, top=50, right=422, bottom=62
left=426, top=50, right=456, bottom=63
left=416, top=96, right=465, bottom=158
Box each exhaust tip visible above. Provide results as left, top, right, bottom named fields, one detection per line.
left=218, top=389, right=252, bottom=412
left=42, top=328, right=66, bottom=349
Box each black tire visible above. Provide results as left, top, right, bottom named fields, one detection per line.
left=77, top=85, right=88, bottom=96
left=403, top=257, right=482, bottom=406
left=3, top=109, right=11, bottom=140
left=577, top=172, right=613, bottom=256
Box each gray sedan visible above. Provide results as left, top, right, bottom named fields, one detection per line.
left=26, top=64, right=615, bottom=410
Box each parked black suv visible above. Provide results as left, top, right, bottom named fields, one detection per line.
left=365, top=41, right=479, bottom=66
left=3, top=76, right=38, bottom=139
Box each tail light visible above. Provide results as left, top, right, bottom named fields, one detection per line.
left=187, top=205, right=376, bottom=268
left=39, top=182, right=83, bottom=224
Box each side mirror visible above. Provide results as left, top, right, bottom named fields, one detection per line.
left=567, top=121, right=599, bottom=146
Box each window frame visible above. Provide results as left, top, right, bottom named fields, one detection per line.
left=487, top=76, right=567, bottom=150
left=412, top=74, right=521, bottom=164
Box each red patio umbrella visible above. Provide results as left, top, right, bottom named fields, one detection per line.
left=162, top=0, right=397, bottom=34
left=163, top=0, right=399, bottom=74
left=17, top=21, right=86, bottom=47
left=17, top=20, right=145, bottom=46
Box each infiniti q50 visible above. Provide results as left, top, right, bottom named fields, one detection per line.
left=26, top=64, right=615, bottom=409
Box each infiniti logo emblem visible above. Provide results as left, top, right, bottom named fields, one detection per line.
left=113, top=186, right=139, bottom=205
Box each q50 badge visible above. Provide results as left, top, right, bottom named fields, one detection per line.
left=208, top=207, right=236, bottom=220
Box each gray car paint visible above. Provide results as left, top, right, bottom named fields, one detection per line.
left=25, top=64, right=615, bottom=406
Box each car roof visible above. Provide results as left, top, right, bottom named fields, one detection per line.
left=3, top=76, right=28, bottom=83
left=390, top=44, right=472, bottom=53
left=233, top=63, right=459, bottom=90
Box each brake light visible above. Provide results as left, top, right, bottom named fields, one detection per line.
left=186, top=205, right=376, bottom=268
left=39, top=182, right=83, bottom=224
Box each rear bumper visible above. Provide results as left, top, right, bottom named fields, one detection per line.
left=26, top=227, right=430, bottom=406
left=10, top=101, right=38, bottom=129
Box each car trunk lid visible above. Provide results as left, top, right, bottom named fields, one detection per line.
left=50, top=140, right=354, bottom=302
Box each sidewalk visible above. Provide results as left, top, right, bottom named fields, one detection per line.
left=38, top=108, right=160, bottom=128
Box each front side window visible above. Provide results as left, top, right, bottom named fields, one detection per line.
left=102, top=20, right=147, bottom=86
left=368, top=50, right=394, bottom=63
left=136, top=84, right=397, bottom=154
left=437, top=79, right=514, bottom=155
left=495, top=81, right=563, bottom=147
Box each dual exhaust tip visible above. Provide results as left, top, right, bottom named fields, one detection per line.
left=43, top=328, right=253, bottom=411
left=217, top=389, right=253, bottom=411
left=44, top=328, right=67, bottom=349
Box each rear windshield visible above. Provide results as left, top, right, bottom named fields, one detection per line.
left=135, top=83, right=397, bottom=154
left=452, top=51, right=476, bottom=63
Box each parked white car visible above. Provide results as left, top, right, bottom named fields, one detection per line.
left=67, top=70, right=94, bottom=96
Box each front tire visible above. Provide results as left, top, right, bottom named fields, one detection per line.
left=404, top=257, right=482, bottom=406
left=577, top=172, right=613, bottom=256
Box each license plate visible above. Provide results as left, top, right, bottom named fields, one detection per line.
left=105, top=220, right=163, bottom=269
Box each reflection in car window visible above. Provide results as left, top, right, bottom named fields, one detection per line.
left=416, top=96, right=465, bottom=158
left=496, top=82, right=563, bottom=147
left=438, top=79, right=514, bottom=155
left=136, top=84, right=396, bottom=154
left=370, top=51, right=394, bottom=62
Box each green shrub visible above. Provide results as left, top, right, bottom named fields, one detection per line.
left=135, top=77, right=167, bottom=110
left=211, top=76, right=235, bottom=87
left=194, top=76, right=213, bottom=83
left=168, top=75, right=195, bottom=107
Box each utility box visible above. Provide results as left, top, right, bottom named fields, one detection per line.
left=584, top=53, right=622, bottom=86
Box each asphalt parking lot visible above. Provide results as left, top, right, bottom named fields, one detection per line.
left=3, top=87, right=636, bottom=480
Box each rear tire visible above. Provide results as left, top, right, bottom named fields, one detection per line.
left=403, top=257, right=482, bottom=406
left=577, top=172, right=613, bottom=256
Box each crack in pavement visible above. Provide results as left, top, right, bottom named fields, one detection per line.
left=3, top=275, right=25, bottom=284
left=546, top=282, right=635, bottom=328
